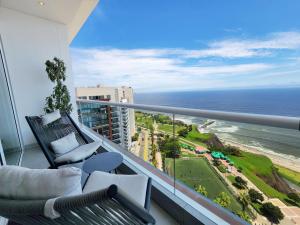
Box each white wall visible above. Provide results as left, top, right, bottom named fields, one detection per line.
left=0, top=7, right=78, bottom=146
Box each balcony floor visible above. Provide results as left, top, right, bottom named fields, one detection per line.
left=20, top=146, right=178, bottom=225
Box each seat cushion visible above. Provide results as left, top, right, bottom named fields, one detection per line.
left=0, top=166, right=82, bottom=200
left=41, top=110, right=61, bottom=125
left=83, top=171, right=148, bottom=208
left=50, top=132, right=79, bottom=156
left=54, top=141, right=101, bottom=164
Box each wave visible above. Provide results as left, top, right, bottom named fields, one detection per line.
left=211, top=125, right=239, bottom=133
left=208, top=121, right=239, bottom=133
left=172, top=115, right=300, bottom=159
left=244, top=143, right=300, bottom=161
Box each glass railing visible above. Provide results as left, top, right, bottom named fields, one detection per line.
left=77, top=99, right=300, bottom=225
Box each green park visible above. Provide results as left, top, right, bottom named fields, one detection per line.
left=135, top=111, right=300, bottom=223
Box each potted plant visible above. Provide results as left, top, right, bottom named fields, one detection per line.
left=44, top=57, right=72, bottom=114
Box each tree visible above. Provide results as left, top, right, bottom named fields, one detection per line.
left=44, top=57, right=72, bottom=113
left=207, top=144, right=241, bottom=156
left=159, top=137, right=181, bottom=158
left=195, top=185, right=208, bottom=197
left=132, top=133, right=139, bottom=142
left=151, top=145, right=158, bottom=168
left=236, top=211, right=251, bottom=223
left=178, top=128, right=188, bottom=137
left=287, top=192, right=300, bottom=203
left=213, top=159, right=222, bottom=166
left=214, top=192, right=231, bottom=208
left=145, top=120, right=154, bottom=131
left=261, top=202, right=284, bottom=224
left=248, top=189, right=264, bottom=203
left=234, top=176, right=247, bottom=189
left=149, top=123, right=155, bottom=152
left=152, top=158, right=158, bottom=168
left=237, top=166, right=243, bottom=173
left=224, top=145, right=241, bottom=156
left=154, top=114, right=172, bottom=124
left=238, top=193, right=250, bottom=211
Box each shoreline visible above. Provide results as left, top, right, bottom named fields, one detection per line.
left=220, top=138, right=300, bottom=173
left=173, top=117, right=300, bottom=173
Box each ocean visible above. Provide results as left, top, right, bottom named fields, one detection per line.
left=135, top=88, right=300, bottom=159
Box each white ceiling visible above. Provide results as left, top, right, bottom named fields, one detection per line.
left=0, top=0, right=99, bottom=43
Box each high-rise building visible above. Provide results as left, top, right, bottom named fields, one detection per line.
left=76, top=85, right=135, bottom=150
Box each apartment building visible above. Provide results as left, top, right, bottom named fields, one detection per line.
left=76, top=85, right=135, bottom=150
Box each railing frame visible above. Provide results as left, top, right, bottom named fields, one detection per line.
left=77, top=99, right=300, bottom=131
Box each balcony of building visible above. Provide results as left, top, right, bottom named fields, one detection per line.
left=0, top=1, right=300, bottom=225
left=75, top=100, right=300, bottom=225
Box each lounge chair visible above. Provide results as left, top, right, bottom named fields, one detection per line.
left=26, top=113, right=98, bottom=168
left=0, top=166, right=155, bottom=225
left=0, top=185, right=155, bottom=225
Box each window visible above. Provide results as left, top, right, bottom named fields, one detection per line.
left=89, top=95, right=106, bottom=100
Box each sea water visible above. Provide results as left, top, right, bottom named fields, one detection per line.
left=135, top=88, right=300, bottom=159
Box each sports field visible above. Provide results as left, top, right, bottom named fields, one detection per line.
left=165, top=157, right=242, bottom=212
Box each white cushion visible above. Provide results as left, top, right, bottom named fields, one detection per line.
left=0, top=166, right=82, bottom=200
left=54, top=141, right=101, bottom=164
left=83, top=171, right=148, bottom=207
left=42, top=110, right=61, bottom=125
left=51, top=132, right=79, bottom=156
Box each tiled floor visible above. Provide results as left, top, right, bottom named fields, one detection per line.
left=20, top=146, right=178, bottom=225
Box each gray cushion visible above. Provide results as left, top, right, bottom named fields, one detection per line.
left=83, top=171, right=148, bottom=207
left=54, top=141, right=101, bottom=164
left=41, top=110, right=61, bottom=125
left=0, top=166, right=82, bottom=200
left=50, top=132, right=79, bottom=156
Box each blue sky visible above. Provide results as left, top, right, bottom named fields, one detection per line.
left=71, top=0, right=300, bottom=92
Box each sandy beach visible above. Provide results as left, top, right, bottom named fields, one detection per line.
left=221, top=138, right=300, bottom=173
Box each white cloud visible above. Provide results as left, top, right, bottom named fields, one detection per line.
left=71, top=31, right=300, bottom=92
left=179, top=31, right=300, bottom=58
left=71, top=48, right=272, bottom=92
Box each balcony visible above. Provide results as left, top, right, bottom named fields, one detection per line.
left=1, top=101, right=299, bottom=225
left=1, top=1, right=299, bottom=225
left=17, top=142, right=178, bottom=225
left=76, top=100, right=300, bottom=225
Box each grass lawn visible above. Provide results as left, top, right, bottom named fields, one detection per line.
left=137, top=112, right=211, bottom=148
left=227, top=175, right=236, bottom=184
left=135, top=112, right=155, bottom=130
left=274, top=165, right=300, bottom=187
left=158, top=124, right=210, bottom=147
left=165, top=157, right=242, bottom=212
left=179, top=138, right=207, bottom=148
left=231, top=152, right=288, bottom=201
left=185, top=125, right=212, bottom=146
left=181, top=151, right=199, bottom=158
left=158, top=123, right=184, bottom=133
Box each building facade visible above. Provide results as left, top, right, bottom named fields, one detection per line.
left=76, top=86, right=135, bottom=150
